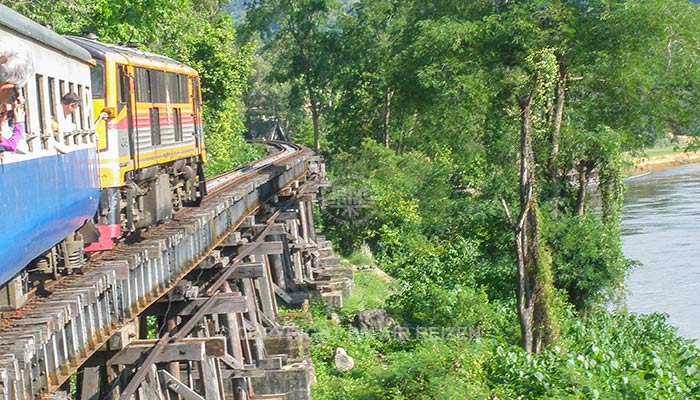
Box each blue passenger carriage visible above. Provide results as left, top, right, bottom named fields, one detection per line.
left=0, top=5, right=99, bottom=307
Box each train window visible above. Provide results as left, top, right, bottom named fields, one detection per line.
left=151, top=70, right=166, bottom=103
left=174, top=108, right=183, bottom=142
left=59, top=79, right=66, bottom=97
left=166, top=73, right=185, bottom=104
left=90, top=65, right=105, bottom=98
left=165, top=73, right=175, bottom=103
left=35, top=74, right=48, bottom=150
left=180, top=75, right=188, bottom=103
left=118, top=65, right=128, bottom=104
left=20, top=85, right=33, bottom=151
left=135, top=68, right=151, bottom=102
left=47, top=77, right=56, bottom=120
left=192, top=76, right=201, bottom=107
left=77, top=84, right=85, bottom=134
left=149, top=108, right=161, bottom=145
left=14, top=86, right=31, bottom=152
left=49, top=78, right=59, bottom=142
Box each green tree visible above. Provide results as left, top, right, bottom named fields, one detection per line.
left=5, top=0, right=258, bottom=174
left=242, top=0, right=338, bottom=153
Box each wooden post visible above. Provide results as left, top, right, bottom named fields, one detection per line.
left=78, top=366, right=101, bottom=400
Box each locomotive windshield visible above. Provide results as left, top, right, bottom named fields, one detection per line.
left=90, top=65, right=104, bottom=98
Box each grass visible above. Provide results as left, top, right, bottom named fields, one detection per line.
left=343, top=270, right=395, bottom=315
left=346, top=243, right=375, bottom=267
left=636, top=144, right=685, bottom=158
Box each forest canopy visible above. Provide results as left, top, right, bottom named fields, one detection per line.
left=239, top=0, right=700, bottom=397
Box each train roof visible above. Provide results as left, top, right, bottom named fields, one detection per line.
left=0, top=5, right=93, bottom=64
left=66, top=36, right=198, bottom=75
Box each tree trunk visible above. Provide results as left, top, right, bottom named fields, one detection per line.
left=516, top=94, right=536, bottom=352
left=513, top=94, right=558, bottom=354
left=383, top=87, right=393, bottom=148
left=547, top=65, right=567, bottom=180
left=296, top=39, right=321, bottom=154
left=310, top=94, right=320, bottom=154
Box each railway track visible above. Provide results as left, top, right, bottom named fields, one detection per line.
left=2, top=142, right=301, bottom=317
left=0, top=142, right=341, bottom=400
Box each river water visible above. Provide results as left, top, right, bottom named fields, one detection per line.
left=622, top=163, right=700, bottom=341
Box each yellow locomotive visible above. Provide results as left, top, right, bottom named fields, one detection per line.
left=67, top=36, right=207, bottom=251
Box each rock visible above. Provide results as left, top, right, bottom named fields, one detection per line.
left=334, top=347, right=354, bottom=371
left=328, top=312, right=340, bottom=324
left=352, top=309, right=395, bottom=331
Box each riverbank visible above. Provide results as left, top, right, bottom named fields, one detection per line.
left=628, top=150, right=700, bottom=175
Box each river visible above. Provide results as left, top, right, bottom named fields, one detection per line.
left=622, top=163, right=700, bottom=341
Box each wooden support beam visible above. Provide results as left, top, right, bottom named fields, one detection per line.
left=220, top=352, right=244, bottom=370
left=199, top=357, right=221, bottom=400
left=159, top=370, right=205, bottom=400
left=249, top=223, right=286, bottom=236
left=220, top=366, right=265, bottom=379
left=274, top=211, right=298, bottom=221
left=226, top=262, right=265, bottom=279
left=238, top=241, right=283, bottom=255
left=107, top=337, right=226, bottom=365
left=250, top=395, right=286, bottom=400
left=78, top=366, right=101, bottom=400
left=272, top=284, right=293, bottom=304
left=147, top=294, right=248, bottom=316
left=108, top=322, right=137, bottom=350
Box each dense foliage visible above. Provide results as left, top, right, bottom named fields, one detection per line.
left=302, top=273, right=700, bottom=400
left=3, top=0, right=261, bottom=174
left=241, top=0, right=700, bottom=397
left=12, top=0, right=699, bottom=397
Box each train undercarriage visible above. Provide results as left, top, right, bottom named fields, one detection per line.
left=0, top=156, right=206, bottom=310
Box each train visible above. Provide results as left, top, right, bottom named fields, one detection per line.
left=0, top=5, right=207, bottom=308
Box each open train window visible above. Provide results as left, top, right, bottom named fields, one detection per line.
left=76, top=84, right=85, bottom=134
left=35, top=74, right=48, bottom=150
left=19, top=86, right=33, bottom=152
left=149, top=108, right=161, bottom=145
left=48, top=77, right=56, bottom=121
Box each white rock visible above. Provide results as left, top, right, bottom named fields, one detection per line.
left=334, top=347, right=354, bottom=371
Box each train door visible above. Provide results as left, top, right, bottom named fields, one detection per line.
left=120, top=65, right=137, bottom=168
left=191, top=76, right=203, bottom=153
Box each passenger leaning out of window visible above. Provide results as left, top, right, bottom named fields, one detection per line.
left=59, top=92, right=80, bottom=132
left=46, top=92, right=79, bottom=154
left=0, top=38, right=34, bottom=152
left=0, top=94, right=26, bottom=152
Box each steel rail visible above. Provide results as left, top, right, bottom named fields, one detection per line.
left=0, top=141, right=313, bottom=399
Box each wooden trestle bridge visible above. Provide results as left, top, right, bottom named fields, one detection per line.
left=0, top=143, right=351, bottom=400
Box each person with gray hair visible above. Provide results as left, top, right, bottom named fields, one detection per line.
left=0, top=37, right=33, bottom=151
left=0, top=38, right=34, bottom=104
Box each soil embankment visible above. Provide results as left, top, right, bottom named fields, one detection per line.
left=629, top=151, right=700, bottom=175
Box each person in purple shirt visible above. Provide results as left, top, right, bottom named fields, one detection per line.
left=0, top=99, right=24, bottom=151
left=0, top=38, right=33, bottom=152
